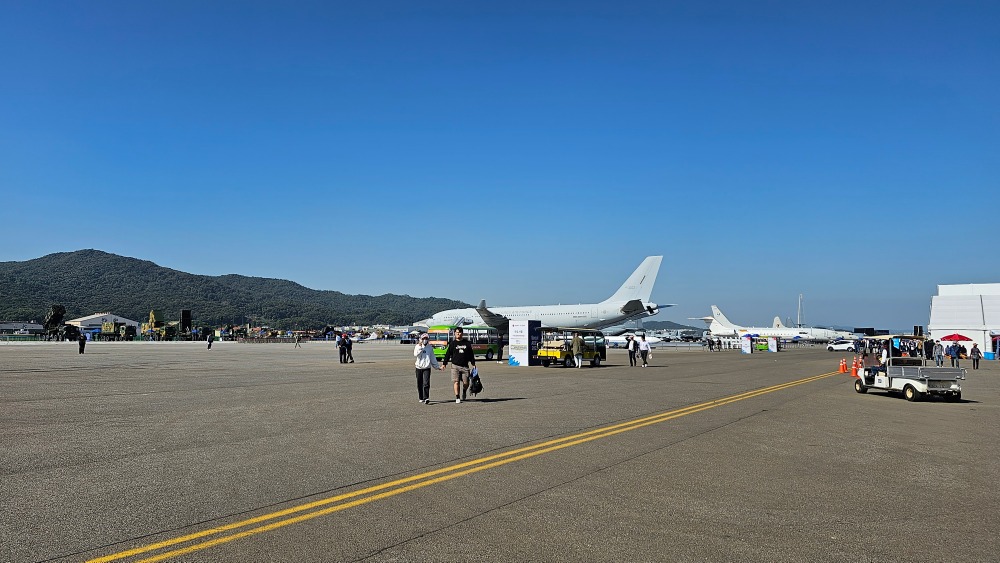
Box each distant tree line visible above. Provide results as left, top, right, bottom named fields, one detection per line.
left=0, top=250, right=469, bottom=329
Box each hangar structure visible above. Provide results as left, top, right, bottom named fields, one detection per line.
left=928, top=284, right=1000, bottom=359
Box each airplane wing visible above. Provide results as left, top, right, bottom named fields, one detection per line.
left=476, top=300, right=510, bottom=334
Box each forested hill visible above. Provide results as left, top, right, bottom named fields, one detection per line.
left=0, top=250, right=470, bottom=328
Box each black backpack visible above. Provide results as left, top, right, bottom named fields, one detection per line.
left=469, top=373, right=483, bottom=396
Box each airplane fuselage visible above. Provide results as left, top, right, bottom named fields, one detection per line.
left=713, top=326, right=842, bottom=342
left=418, top=300, right=657, bottom=331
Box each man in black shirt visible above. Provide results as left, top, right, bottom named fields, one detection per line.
left=443, top=327, right=477, bottom=403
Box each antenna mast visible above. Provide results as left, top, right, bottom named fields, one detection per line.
left=797, top=294, right=803, bottom=327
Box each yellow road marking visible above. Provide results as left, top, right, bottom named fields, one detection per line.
left=89, top=371, right=838, bottom=562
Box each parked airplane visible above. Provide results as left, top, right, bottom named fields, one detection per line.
left=606, top=333, right=663, bottom=347
left=691, top=305, right=843, bottom=343
left=770, top=316, right=853, bottom=339
left=414, top=256, right=668, bottom=333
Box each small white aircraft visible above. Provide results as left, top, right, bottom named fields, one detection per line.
left=691, top=305, right=843, bottom=343
left=606, top=333, right=663, bottom=347
left=414, top=256, right=669, bottom=333
left=772, top=316, right=854, bottom=340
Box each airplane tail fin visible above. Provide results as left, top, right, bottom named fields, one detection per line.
left=603, top=256, right=662, bottom=304
left=711, top=305, right=741, bottom=329
left=773, top=316, right=786, bottom=328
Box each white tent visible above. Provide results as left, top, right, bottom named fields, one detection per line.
left=65, top=312, right=141, bottom=330
left=928, top=284, right=1000, bottom=359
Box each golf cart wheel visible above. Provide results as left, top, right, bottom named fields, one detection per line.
left=485, top=350, right=494, bottom=361
left=541, top=359, right=550, bottom=367
left=854, top=379, right=867, bottom=394
left=564, top=357, right=573, bottom=368
left=591, top=355, right=601, bottom=367
left=903, top=385, right=920, bottom=402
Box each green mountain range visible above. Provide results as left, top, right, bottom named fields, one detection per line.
left=0, top=250, right=470, bottom=329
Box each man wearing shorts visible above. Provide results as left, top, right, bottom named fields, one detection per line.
left=443, top=327, right=477, bottom=403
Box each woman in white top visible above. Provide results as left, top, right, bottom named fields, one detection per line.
left=414, top=333, right=443, bottom=404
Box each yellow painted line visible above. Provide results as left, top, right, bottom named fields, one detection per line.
left=89, top=371, right=839, bottom=563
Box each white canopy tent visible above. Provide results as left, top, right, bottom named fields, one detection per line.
left=928, top=284, right=1000, bottom=359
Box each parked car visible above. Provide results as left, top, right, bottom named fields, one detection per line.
left=827, top=341, right=855, bottom=352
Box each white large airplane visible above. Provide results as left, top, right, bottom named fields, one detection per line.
left=414, top=256, right=669, bottom=333
left=606, top=333, right=663, bottom=347
left=691, top=305, right=844, bottom=343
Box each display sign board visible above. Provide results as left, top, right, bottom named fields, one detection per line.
left=768, top=337, right=779, bottom=353
left=508, top=320, right=541, bottom=366
left=741, top=336, right=753, bottom=354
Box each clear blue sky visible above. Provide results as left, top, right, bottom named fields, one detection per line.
left=2, top=1, right=996, bottom=330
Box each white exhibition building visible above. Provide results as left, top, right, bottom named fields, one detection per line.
left=928, top=284, right=1000, bottom=360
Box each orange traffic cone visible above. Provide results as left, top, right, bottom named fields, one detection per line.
left=850, top=357, right=859, bottom=378
left=839, top=358, right=847, bottom=373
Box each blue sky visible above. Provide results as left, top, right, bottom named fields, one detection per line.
left=1, top=1, right=996, bottom=330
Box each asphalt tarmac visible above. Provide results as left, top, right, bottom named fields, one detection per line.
left=2, top=340, right=998, bottom=563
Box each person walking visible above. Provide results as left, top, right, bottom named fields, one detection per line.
left=626, top=335, right=637, bottom=367
left=571, top=332, right=584, bottom=368
left=443, top=327, right=476, bottom=403
left=346, top=335, right=355, bottom=363
left=294, top=334, right=302, bottom=348
left=338, top=333, right=349, bottom=363
left=933, top=340, right=945, bottom=367
left=207, top=332, right=214, bottom=350
left=970, top=343, right=983, bottom=370
left=413, top=333, right=443, bottom=403
left=638, top=335, right=651, bottom=367
left=78, top=333, right=86, bottom=354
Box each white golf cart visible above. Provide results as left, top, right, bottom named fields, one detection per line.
left=854, top=335, right=966, bottom=401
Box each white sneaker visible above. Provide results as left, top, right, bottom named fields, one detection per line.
left=456, top=398, right=461, bottom=403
